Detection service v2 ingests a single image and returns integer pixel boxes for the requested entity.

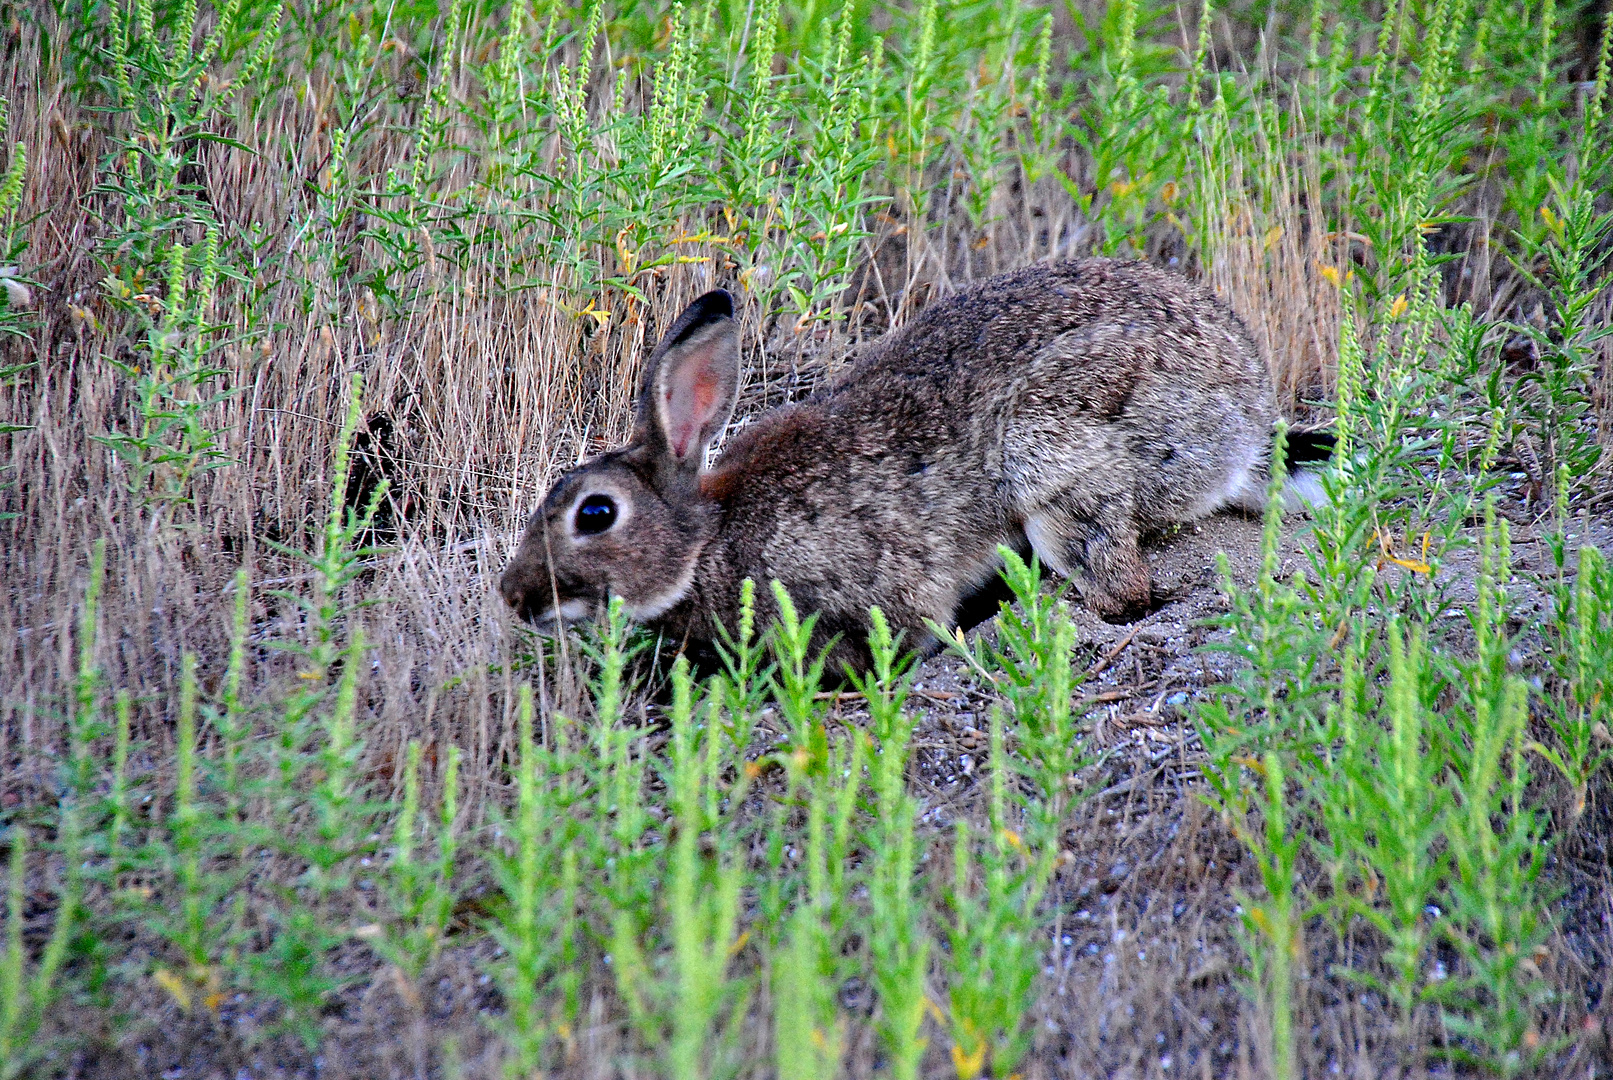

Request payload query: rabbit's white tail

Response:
[1224,428,1335,513]
[1282,467,1328,510]
[1280,429,1336,509]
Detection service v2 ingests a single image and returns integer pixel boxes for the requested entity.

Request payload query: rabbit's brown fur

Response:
[500,259,1280,672]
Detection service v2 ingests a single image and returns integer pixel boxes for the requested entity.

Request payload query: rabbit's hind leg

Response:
[1023,498,1152,620]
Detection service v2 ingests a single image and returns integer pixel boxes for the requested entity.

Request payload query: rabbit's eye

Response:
[574,494,618,535]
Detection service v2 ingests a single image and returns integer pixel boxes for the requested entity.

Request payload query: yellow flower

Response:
[615,228,637,275]
[579,298,611,328]
[669,231,733,246]
[153,968,191,1010]
[950,1039,987,1079]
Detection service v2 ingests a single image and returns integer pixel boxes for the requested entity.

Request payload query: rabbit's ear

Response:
[639,289,740,471]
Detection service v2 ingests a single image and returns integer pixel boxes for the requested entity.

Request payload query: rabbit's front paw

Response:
[1026,509,1153,622]
[1080,564,1155,625]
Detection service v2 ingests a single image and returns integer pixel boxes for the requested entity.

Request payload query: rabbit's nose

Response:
[498,566,528,611]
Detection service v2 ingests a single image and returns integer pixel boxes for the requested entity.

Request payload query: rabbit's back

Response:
[831,258,1274,516]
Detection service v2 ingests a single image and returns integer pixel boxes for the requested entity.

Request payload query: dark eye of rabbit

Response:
[574,494,618,535]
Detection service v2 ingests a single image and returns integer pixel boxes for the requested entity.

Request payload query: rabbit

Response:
[498,258,1327,673]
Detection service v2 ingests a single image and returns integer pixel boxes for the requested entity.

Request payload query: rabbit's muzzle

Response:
[497,560,550,624]
[497,568,543,623]
[498,548,597,627]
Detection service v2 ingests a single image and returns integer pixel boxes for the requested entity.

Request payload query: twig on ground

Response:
[1086,626,1141,678]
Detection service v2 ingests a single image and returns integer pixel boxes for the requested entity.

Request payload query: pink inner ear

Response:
[665,369,721,460]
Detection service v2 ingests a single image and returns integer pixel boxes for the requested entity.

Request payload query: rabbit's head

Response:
[499,290,741,627]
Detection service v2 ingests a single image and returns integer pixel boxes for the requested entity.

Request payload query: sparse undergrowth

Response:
[4,0,1613,1076]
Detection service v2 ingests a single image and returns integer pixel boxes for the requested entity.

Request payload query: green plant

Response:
[94,232,237,504]
[979,548,1089,850]
[942,707,1052,1079]
[1,544,103,1073]
[90,0,281,505]
[771,0,884,327]
[665,657,747,1080]
[1228,751,1302,1080]
[1195,455,1313,1078]
[1501,5,1613,487]
[487,683,561,1074]
[209,373,392,1049]
[1065,0,1189,256]
[371,740,462,995]
[1319,621,1448,1030]
[145,653,232,1013]
[768,580,832,766]
[1198,427,1335,762]
[849,607,930,1080]
[0,95,34,351]
[1511,182,1613,485]
[718,0,786,256]
[1435,502,1559,1074]
[772,904,844,1080]
[612,657,748,1079]
[710,578,774,764]
[0,828,76,1078]
[1537,540,1613,818]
